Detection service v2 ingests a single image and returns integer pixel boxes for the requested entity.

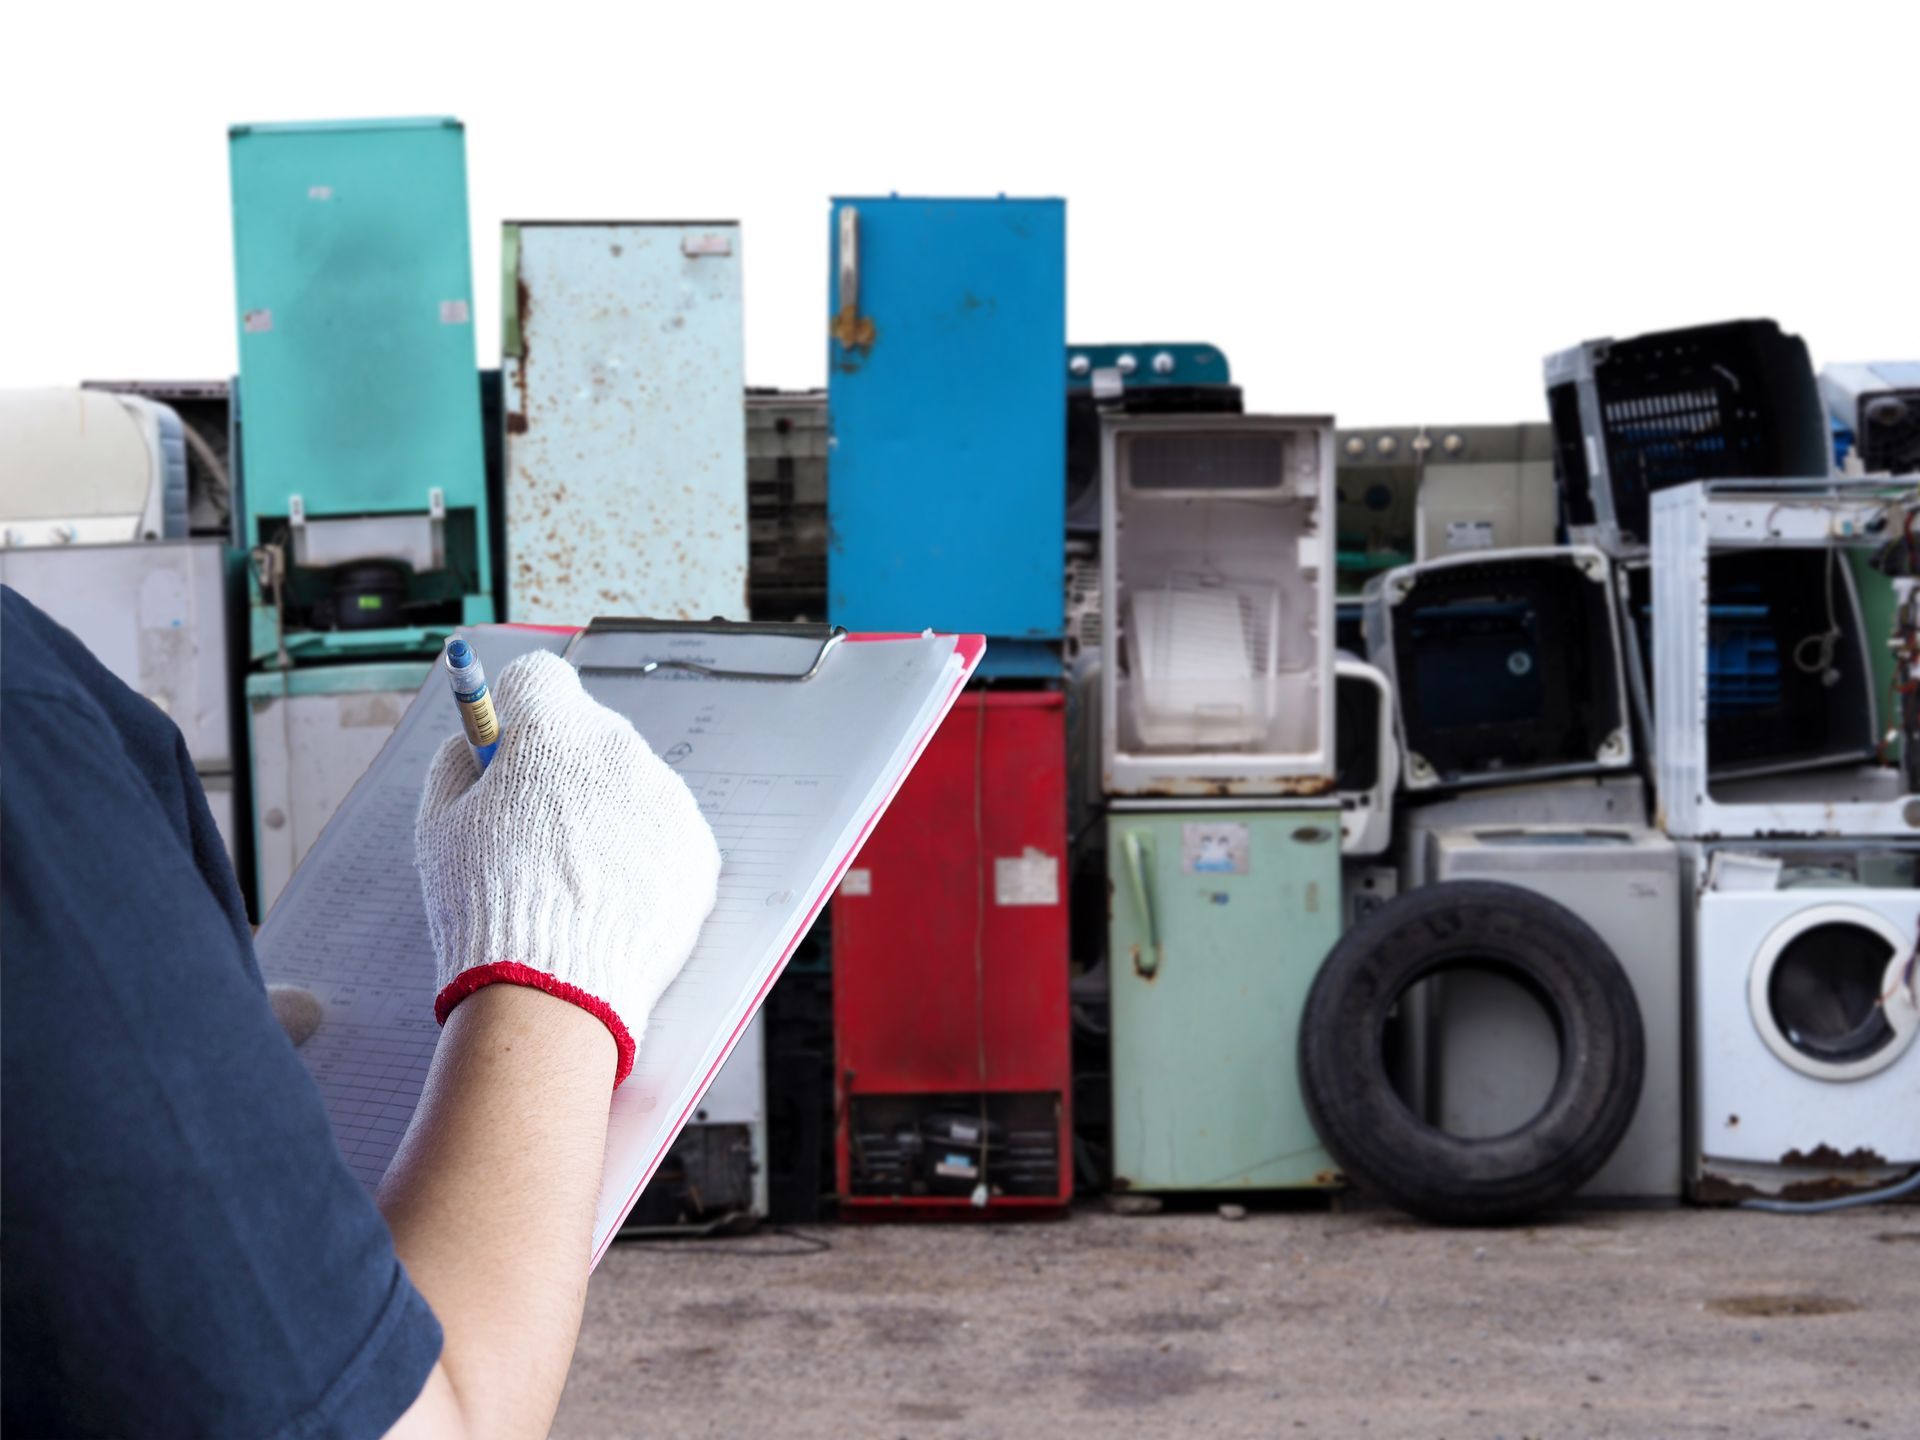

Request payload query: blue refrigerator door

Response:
[827,197,1065,673]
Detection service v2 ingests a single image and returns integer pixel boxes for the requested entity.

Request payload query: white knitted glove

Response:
[414,650,721,1087]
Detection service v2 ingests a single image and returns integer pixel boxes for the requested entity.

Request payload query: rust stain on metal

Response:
[1691,1175,1764,1204]
[831,304,877,354]
[506,271,534,435]
[1135,776,1337,800]
[1695,1168,1897,1205]
[1779,1144,1890,1169]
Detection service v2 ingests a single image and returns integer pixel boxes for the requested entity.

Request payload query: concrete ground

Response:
[554,1203,1919,1439]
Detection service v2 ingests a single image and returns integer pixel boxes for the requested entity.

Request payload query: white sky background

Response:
[4,2,1915,424]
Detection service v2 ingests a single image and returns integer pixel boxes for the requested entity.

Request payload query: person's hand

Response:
[414,650,721,1087]
[267,984,323,1047]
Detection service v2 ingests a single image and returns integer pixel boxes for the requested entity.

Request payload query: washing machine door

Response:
[1748,903,1920,1082]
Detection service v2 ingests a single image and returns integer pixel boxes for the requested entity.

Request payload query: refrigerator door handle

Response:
[830,206,876,352]
[837,205,859,316]
[1121,829,1162,978]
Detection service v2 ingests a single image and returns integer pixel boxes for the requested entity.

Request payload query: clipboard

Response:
[256,617,984,1266]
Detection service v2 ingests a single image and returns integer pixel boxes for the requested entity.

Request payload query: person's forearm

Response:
[377,985,614,1440]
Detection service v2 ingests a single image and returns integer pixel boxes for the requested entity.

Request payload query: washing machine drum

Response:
[1750,905,1920,1081]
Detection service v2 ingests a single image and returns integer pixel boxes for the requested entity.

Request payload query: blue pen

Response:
[444,638,501,771]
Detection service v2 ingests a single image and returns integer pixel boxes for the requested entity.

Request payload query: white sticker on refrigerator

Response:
[440,299,471,325]
[243,309,273,334]
[994,848,1060,906]
[1182,822,1250,875]
[1445,520,1496,552]
[839,867,872,897]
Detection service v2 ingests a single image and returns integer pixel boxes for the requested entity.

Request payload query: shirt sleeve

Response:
[1,694,443,1440]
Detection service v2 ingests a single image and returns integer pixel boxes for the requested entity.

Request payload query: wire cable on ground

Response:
[1741,1167,1920,1215]
[616,1224,834,1257]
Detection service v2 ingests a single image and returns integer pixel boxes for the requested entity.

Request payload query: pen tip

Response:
[445,637,472,667]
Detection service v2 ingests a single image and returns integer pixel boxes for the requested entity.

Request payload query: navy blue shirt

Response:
[2,587,442,1438]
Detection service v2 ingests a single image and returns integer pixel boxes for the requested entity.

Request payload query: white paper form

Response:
[255,624,977,1266]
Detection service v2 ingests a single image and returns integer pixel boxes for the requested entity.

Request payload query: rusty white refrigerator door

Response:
[502,222,748,626]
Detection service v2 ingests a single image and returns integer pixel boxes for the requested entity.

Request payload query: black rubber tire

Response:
[1299,880,1645,1225]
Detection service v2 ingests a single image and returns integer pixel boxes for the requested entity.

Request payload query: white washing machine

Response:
[1690,848,1920,1201]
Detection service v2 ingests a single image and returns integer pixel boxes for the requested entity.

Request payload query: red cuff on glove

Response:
[433,962,638,1087]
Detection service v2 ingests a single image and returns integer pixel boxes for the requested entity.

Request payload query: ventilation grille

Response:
[1065,552,1102,653]
[848,1094,1062,1200]
[1602,388,1735,489]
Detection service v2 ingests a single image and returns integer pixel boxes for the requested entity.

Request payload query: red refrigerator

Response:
[833,691,1072,1215]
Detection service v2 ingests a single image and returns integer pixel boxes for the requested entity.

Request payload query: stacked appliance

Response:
[828,197,1073,1214]
[501,220,748,626]
[1823,362,1920,478]
[1543,319,1831,554]
[745,390,829,622]
[1362,541,1680,1200]
[1531,319,1917,1206]
[497,219,763,1230]
[740,387,833,1219]
[0,389,245,878]
[1330,421,1558,947]
[1335,423,1556,597]
[1063,345,1245,848]
[1364,545,1635,794]
[1823,360,1920,756]
[1060,343,1245,1191]
[1651,481,1920,1202]
[1546,319,1863,777]
[1102,412,1343,1193]
[1418,825,1684,1199]
[0,541,241,869]
[1332,317,1854,1208]
[228,118,494,917]
[834,693,1072,1212]
[83,380,236,538]
[0,387,188,547]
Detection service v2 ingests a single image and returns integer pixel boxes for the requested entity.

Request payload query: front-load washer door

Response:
[1748,904,1919,1082]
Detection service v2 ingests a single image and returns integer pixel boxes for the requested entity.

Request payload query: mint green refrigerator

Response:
[1108,808,1344,1192]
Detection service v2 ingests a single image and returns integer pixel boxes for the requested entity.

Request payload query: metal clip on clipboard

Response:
[566,617,850,683]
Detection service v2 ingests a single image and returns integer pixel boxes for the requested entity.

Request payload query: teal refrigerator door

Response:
[1108,810,1343,1191]
[229,118,489,537]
